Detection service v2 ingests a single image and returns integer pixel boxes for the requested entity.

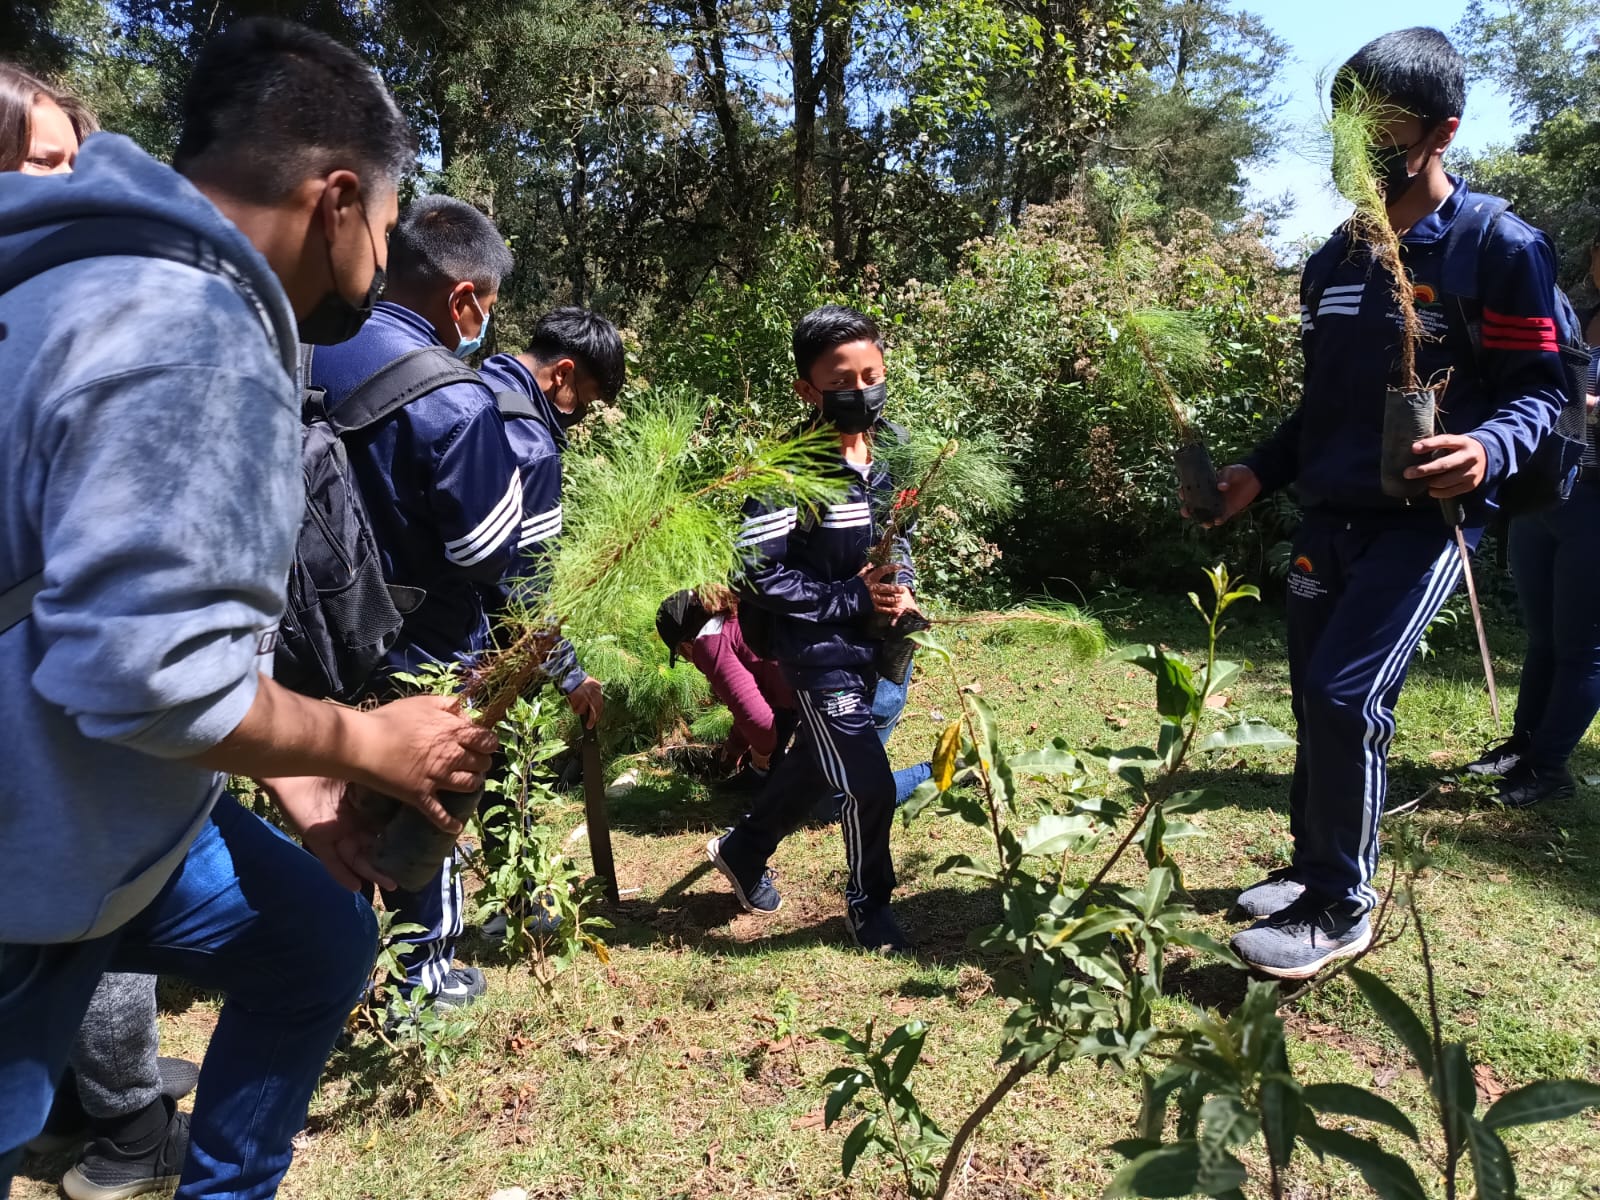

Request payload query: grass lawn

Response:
[17,578,1600,1199]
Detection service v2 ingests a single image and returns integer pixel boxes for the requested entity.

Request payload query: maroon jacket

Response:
[687,612,795,759]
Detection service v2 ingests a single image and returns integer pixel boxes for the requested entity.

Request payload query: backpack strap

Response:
[0,572,43,637]
[494,388,540,421]
[1440,194,1512,302]
[325,346,483,436]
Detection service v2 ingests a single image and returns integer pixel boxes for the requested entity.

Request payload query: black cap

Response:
[656,590,713,667]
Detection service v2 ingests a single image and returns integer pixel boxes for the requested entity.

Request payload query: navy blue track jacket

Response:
[478,352,585,693]
[1245,178,1567,523]
[310,302,522,674]
[736,420,915,690]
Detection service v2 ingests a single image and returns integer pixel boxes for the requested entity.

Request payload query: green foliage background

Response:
[10,1,1594,598]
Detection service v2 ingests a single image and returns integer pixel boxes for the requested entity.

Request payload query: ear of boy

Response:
[1382,115,1459,230]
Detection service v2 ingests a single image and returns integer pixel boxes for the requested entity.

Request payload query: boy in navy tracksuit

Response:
[309,196,520,1006]
[1202,29,1568,979]
[1462,240,1600,806]
[479,308,627,729]
[707,305,919,954]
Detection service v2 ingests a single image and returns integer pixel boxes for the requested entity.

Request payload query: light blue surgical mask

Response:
[452,294,490,360]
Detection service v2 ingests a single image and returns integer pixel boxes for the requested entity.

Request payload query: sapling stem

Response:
[1411,888,1460,1198]
[932,1058,1032,1200]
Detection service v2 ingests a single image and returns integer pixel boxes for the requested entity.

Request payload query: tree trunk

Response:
[790,0,823,225]
[822,0,852,265]
[568,130,590,306]
[691,0,749,208]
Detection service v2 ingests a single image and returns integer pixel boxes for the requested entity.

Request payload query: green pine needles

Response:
[940,601,1108,660]
[1325,76,1427,390]
[467,396,844,726]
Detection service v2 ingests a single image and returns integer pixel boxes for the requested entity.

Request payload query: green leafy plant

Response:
[354,910,476,1084]
[820,565,1292,1198]
[1120,833,1600,1199]
[466,398,844,732]
[462,692,612,981]
[820,1019,951,1197]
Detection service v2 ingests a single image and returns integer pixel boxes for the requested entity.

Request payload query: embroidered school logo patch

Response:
[1413,283,1437,305]
[822,690,863,718]
[1287,556,1328,601]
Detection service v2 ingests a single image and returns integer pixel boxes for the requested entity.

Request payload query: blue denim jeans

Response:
[872,671,910,743]
[1509,482,1600,770]
[872,670,931,803]
[0,794,378,1200]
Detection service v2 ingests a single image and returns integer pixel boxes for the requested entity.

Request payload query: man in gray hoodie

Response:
[0,20,498,1200]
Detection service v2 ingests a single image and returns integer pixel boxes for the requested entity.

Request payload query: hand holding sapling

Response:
[352,694,498,829]
[267,775,396,891]
[1404,433,1489,497]
[869,579,919,619]
[1187,464,1261,528]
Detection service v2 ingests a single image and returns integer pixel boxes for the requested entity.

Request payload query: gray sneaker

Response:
[1231,896,1372,980]
[1233,868,1306,919]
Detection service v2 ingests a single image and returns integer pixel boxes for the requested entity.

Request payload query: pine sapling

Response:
[371,399,843,888]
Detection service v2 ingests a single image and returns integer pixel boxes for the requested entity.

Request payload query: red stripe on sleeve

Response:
[1482,333,1560,353]
[1483,308,1557,331]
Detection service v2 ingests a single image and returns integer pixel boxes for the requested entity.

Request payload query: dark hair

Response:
[792,304,884,383]
[1334,28,1467,125]
[526,307,626,403]
[173,18,414,204]
[387,195,513,295]
[55,92,97,142]
[0,62,90,172]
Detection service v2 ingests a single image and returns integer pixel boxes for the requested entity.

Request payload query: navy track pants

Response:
[731,681,897,914]
[1508,482,1600,769]
[379,852,464,997]
[1285,512,1467,914]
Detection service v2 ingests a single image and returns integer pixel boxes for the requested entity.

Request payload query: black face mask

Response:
[297,199,384,347]
[1371,142,1421,206]
[554,402,585,431]
[298,265,383,346]
[819,381,887,434]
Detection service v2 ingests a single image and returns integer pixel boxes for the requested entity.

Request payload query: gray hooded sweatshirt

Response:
[0,135,302,944]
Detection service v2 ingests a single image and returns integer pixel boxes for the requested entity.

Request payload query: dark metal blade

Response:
[581,724,620,903]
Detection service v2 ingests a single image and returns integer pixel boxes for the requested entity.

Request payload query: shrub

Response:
[638,208,1301,597]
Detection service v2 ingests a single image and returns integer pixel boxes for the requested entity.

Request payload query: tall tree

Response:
[1455,0,1600,280]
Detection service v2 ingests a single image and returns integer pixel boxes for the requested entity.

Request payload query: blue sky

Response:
[1237,0,1523,249]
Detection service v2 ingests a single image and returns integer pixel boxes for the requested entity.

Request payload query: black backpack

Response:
[1,215,295,638]
[273,345,482,701]
[1436,197,1593,514]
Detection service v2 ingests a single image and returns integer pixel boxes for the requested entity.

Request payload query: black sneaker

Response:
[1495,763,1576,809]
[1464,735,1527,778]
[1230,894,1371,981]
[433,966,487,1009]
[847,905,913,956]
[705,832,782,914]
[27,1057,200,1155]
[62,1105,189,1200]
